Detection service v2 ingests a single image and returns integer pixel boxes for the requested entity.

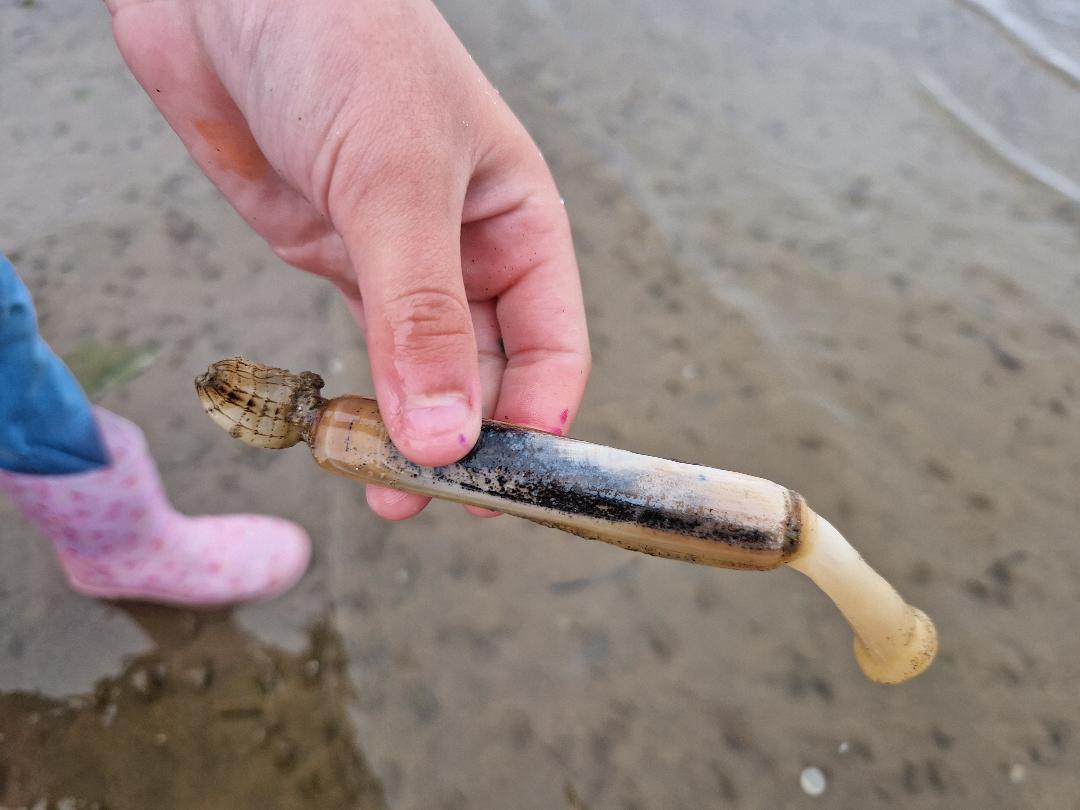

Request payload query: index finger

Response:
[463,189,590,435]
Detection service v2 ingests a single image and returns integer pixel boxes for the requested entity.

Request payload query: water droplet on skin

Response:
[800,766,827,797]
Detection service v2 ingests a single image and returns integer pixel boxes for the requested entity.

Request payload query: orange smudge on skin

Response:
[194,119,270,181]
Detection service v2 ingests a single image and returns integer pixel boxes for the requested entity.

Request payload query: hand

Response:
[106,0,590,519]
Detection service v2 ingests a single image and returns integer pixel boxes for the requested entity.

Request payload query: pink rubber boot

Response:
[0,407,310,606]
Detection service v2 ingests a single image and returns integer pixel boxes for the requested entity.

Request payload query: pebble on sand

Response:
[800,766,827,797]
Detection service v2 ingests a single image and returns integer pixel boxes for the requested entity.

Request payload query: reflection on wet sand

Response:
[0,606,385,810]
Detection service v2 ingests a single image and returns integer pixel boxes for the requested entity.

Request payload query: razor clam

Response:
[196,357,937,684]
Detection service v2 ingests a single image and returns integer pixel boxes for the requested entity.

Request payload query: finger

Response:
[470,299,506,415]
[337,285,367,335]
[366,484,429,521]
[461,299,504,518]
[337,161,482,468]
[462,189,590,435]
[466,506,503,518]
[361,300,501,521]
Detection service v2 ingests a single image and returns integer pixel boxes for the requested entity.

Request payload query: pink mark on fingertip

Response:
[458,433,468,446]
[559,408,569,425]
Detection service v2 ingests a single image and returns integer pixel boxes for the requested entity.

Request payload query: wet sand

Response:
[0,608,385,809]
[2,1,1080,808]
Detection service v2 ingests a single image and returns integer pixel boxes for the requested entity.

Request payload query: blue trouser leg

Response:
[0,253,109,474]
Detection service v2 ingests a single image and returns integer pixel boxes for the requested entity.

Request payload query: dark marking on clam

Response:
[377,422,793,556]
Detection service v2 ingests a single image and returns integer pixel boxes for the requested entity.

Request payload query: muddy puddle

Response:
[0,607,384,810]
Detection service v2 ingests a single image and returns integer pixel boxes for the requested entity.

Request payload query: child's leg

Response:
[0,254,108,474]
[0,408,310,605]
[0,254,310,605]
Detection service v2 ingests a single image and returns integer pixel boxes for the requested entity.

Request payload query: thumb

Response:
[340,169,481,468]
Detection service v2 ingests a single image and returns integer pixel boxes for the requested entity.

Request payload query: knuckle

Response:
[383,286,472,353]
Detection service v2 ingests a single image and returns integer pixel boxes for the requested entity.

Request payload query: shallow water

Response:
[2,1,1080,807]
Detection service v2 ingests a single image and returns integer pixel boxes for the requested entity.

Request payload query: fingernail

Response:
[403,393,471,438]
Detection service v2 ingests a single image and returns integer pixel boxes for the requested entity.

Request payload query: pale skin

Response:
[104,0,591,520]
